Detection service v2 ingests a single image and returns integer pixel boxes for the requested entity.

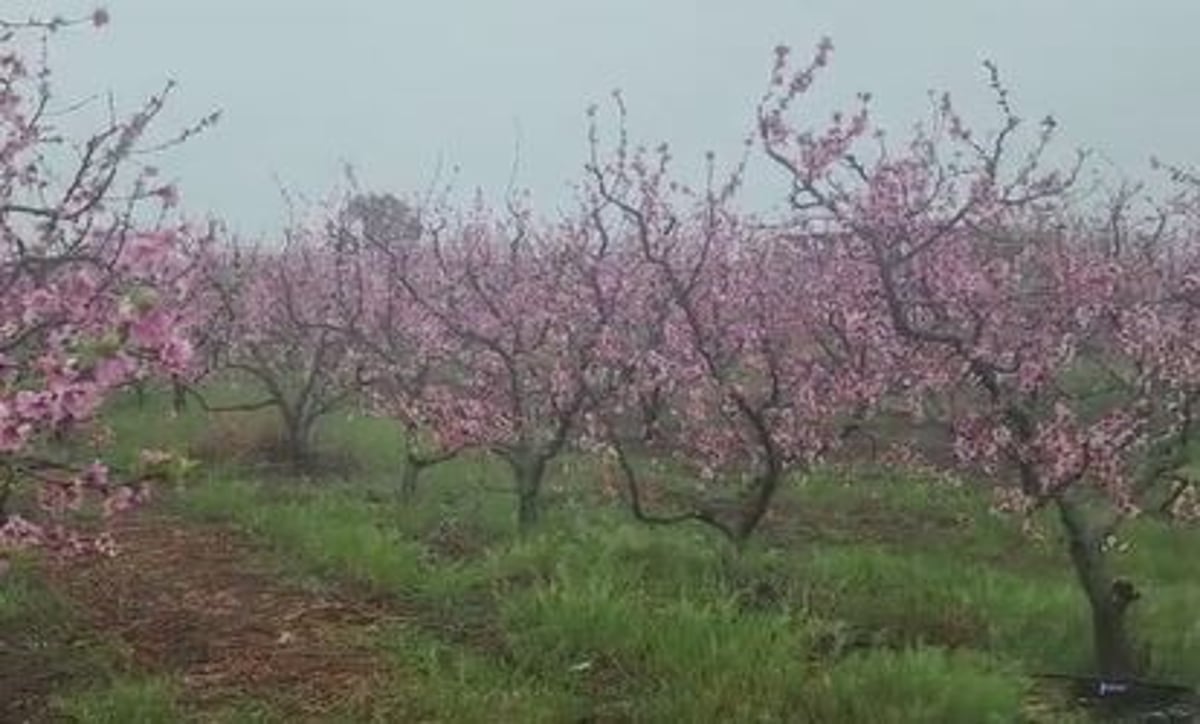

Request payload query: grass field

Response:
[2,388,1198,722]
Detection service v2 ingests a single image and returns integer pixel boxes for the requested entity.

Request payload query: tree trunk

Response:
[733,470,783,545]
[511,454,547,534]
[0,476,10,521]
[280,412,314,471]
[1055,497,1140,680]
[400,454,426,500]
[171,377,187,414]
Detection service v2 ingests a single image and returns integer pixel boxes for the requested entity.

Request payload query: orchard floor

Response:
[3,391,1200,722]
[4,511,414,722]
[45,514,398,719]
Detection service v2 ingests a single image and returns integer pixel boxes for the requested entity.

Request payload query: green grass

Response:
[0,558,190,723]
[367,624,576,722]
[52,677,181,724]
[1,557,289,723]
[175,475,1094,721]
[10,386,1198,721]
[169,470,1200,720]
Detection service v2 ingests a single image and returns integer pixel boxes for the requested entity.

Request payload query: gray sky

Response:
[21,1,1200,235]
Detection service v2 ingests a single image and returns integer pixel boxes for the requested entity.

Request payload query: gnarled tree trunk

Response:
[1056,496,1140,680]
[400,458,423,500]
[279,407,317,471]
[510,453,547,534]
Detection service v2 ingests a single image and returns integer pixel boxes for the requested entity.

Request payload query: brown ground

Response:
[38,514,403,721]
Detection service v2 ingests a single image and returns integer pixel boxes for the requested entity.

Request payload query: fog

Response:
[18,1,1200,235]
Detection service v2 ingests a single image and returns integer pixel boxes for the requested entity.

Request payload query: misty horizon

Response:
[15,0,1200,237]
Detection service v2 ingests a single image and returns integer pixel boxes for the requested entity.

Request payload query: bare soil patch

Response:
[41,514,402,720]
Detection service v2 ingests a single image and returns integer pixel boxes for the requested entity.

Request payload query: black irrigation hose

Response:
[1033,672,1197,719]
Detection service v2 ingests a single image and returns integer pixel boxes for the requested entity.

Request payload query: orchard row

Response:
[3,17,1198,680]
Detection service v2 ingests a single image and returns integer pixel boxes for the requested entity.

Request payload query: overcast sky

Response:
[17,1,1200,236]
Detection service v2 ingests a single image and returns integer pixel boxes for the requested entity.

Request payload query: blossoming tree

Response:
[757,39,1190,678]
[340,193,627,531]
[1,9,210,558]
[193,226,362,470]
[582,95,902,544]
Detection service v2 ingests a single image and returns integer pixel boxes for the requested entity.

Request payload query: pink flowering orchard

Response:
[334,191,628,530]
[324,192,466,497]
[756,39,1199,678]
[193,227,361,469]
[581,97,904,544]
[1,12,209,557]
[313,43,1199,678]
[5,5,1196,690]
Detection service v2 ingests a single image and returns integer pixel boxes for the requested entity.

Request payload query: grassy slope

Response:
[9,387,1199,721]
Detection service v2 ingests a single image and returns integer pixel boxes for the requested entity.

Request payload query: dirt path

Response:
[40,513,403,721]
